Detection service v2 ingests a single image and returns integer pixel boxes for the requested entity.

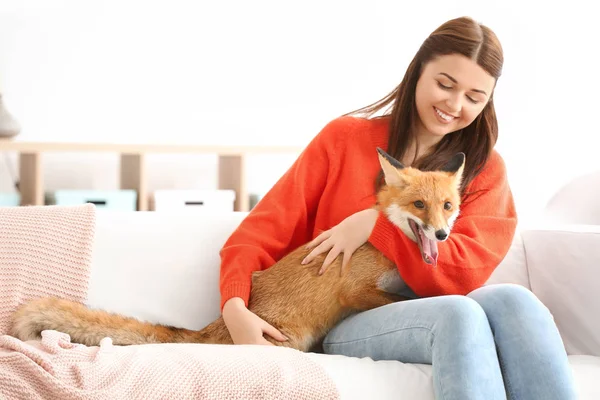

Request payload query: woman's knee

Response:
[431,295,490,334]
[467,283,553,327]
[468,284,546,313]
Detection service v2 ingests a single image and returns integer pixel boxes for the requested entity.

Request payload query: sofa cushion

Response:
[521,225,600,357]
[485,228,530,289]
[87,210,248,330]
[569,355,600,399]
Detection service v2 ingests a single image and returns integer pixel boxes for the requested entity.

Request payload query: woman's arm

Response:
[218,117,349,310]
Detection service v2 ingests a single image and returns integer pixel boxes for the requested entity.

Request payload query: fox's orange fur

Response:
[10,148,465,352]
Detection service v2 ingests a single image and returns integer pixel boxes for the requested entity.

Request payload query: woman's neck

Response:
[402,125,442,166]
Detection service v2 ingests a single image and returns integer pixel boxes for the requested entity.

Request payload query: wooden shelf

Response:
[0,140,303,212]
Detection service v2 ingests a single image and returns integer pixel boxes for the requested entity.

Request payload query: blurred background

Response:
[0,0,597,224]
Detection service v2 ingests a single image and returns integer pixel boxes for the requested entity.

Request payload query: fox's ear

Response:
[377,147,405,170]
[376,147,406,186]
[441,152,466,187]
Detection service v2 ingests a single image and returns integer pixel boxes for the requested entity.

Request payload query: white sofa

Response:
[84,209,600,399]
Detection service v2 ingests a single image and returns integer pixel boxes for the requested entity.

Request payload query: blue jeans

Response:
[322,283,577,400]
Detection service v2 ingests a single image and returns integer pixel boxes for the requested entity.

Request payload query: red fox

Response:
[10,148,465,352]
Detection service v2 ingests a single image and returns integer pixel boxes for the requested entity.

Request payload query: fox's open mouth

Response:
[408,219,439,266]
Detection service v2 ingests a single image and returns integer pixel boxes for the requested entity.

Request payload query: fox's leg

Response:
[341,289,408,312]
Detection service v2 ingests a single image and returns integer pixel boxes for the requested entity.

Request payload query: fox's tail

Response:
[10,297,215,346]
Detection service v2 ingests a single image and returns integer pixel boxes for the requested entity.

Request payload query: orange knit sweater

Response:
[219,116,518,310]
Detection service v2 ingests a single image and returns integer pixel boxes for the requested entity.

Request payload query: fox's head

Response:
[375,147,465,267]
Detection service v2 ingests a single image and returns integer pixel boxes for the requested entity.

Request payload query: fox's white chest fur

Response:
[376,268,407,294]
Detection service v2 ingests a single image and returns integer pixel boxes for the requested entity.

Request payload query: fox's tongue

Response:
[417,227,439,266]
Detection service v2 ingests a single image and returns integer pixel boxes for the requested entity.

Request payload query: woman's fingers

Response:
[318,246,342,275]
[340,250,353,276]
[305,230,331,250]
[302,237,333,265]
[262,320,288,342]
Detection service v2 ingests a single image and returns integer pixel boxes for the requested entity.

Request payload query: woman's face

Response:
[414,53,496,140]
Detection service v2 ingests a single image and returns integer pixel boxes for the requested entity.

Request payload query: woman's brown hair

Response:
[346,16,503,196]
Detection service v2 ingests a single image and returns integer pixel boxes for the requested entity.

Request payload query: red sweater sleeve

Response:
[218,119,342,310]
[368,151,518,296]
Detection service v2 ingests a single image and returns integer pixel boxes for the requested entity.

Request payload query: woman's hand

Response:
[302,208,379,275]
[222,297,288,345]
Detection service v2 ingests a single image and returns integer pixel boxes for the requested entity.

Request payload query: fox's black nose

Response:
[435,230,448,241]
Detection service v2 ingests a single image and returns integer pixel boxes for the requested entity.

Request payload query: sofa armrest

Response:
[520,224,600,356]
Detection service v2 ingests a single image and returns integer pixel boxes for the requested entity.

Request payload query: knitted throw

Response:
[0,204,96,335]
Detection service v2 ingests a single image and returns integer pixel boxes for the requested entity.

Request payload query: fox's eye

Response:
[444,202,452,210]
[414,201,425,209]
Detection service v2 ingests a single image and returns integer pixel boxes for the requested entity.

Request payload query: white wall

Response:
[0,0,598,223]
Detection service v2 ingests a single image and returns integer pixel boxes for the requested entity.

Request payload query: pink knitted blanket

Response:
[0,204,96,335]
[0,204,340,400]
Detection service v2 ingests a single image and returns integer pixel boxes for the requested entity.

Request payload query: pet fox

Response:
[10,148,465,352]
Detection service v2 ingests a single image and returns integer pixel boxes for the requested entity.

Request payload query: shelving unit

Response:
[0,140,303,211]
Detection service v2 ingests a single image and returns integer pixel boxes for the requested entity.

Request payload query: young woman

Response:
[218,16,577,400]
